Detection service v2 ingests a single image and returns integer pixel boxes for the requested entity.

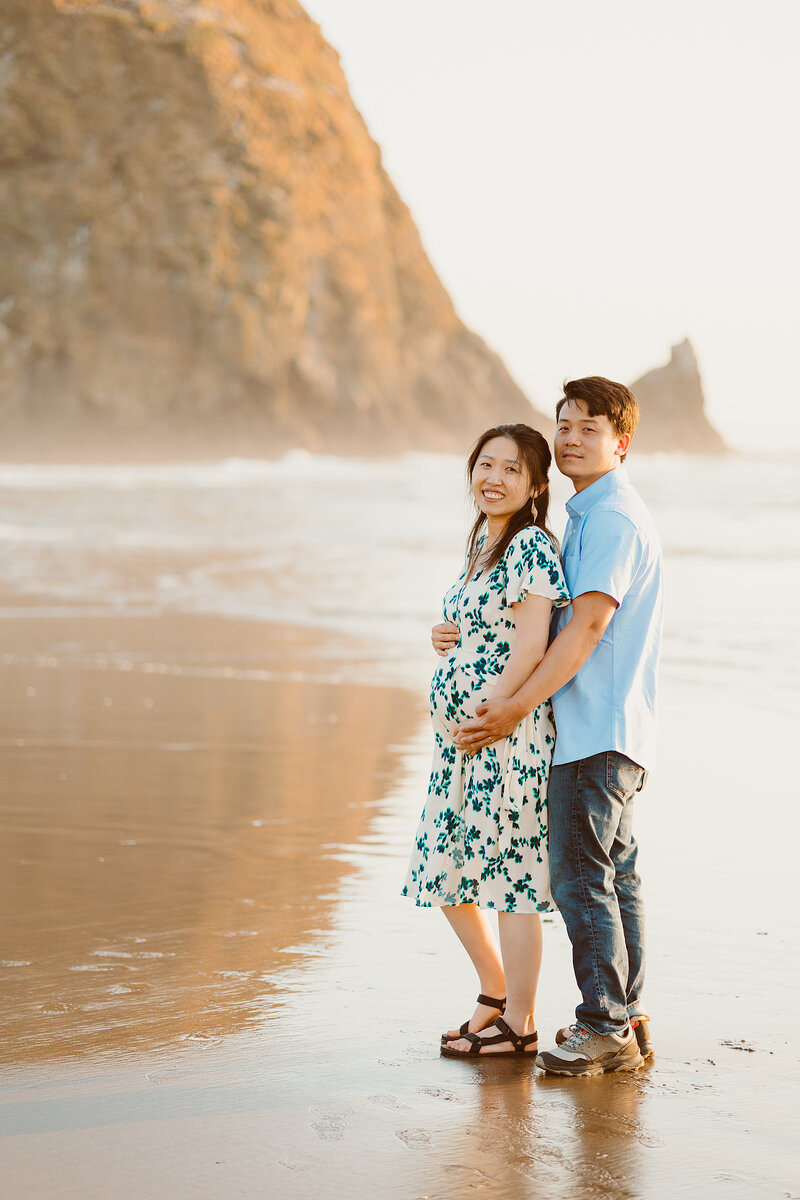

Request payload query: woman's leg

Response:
[498,912,542,1037]
[446,912,542,1053]
[441,904,506,1039]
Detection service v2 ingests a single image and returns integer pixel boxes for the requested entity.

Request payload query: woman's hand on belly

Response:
[432,620,460,657]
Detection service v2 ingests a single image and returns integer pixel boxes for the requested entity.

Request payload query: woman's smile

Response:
[471,435,535,524]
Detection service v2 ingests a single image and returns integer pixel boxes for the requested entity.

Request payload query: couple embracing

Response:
[402,376,663,1076]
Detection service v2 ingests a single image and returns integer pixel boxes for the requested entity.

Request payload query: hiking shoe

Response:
[554,1022,581,1046]
[631,1015,654,1058]
[536,1024,644,1076]
[555,1015,654,1060]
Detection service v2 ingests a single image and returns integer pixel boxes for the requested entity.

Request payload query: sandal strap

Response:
[476,994,506,1009]
[444,999,507,1042]
[494,1016,538,1052]
[459,1030,492,1055]
[462,1028,508,1052]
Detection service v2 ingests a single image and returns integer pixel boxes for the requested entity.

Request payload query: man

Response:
[453,377,663,1076]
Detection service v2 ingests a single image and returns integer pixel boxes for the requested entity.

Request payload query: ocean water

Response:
[0,451,797,715]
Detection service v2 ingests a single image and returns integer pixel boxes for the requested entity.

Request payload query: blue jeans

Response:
[548,751,647,1036]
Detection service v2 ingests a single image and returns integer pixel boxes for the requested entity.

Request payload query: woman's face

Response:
[471,436,535,523]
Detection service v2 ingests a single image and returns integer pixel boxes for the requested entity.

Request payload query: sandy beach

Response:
[3,0,798,1189]
[0,601,797,1200]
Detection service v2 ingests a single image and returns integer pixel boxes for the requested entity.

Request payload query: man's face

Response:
[554,398,630,492]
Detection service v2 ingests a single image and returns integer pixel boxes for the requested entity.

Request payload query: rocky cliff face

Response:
[631,340,726,454]
[0,0,544,456]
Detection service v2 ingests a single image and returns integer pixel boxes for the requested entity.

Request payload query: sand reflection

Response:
[0,615,423,1067]
[396,1061,653,1198]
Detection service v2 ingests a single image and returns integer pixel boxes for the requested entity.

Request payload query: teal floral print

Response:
[402,526,570,913]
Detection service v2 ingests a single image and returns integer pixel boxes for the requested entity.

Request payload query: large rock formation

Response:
[0,0,545,457]
[630,339,726,454]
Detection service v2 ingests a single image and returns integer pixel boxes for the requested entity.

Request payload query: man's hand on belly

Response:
[454,697,523,753]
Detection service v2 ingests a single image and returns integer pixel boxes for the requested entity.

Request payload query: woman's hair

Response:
[465,423,556,574]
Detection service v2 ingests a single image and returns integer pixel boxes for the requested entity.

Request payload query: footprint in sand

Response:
[396,1128,432,1148]
[417,1086,460,1102]
[367,1094,407,1110]
[310,1105,352,1141]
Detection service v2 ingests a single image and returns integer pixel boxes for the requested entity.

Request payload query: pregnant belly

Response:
[430,656,503,741]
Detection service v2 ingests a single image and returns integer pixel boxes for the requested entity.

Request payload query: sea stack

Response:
[631,340,727,454]
[0,0,545,457]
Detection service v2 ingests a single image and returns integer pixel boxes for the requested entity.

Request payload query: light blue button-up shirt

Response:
[551,467,664,770]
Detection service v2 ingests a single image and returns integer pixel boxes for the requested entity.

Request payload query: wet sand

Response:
[0,612,797,1199]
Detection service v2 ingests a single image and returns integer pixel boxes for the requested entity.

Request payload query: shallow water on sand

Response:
[0,612,797,1199]
[0,455,799,1198]
[0,617,422,1069]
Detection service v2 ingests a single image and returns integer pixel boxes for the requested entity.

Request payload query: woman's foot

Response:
[442,994,505,1042]
[442,1016,538,1058]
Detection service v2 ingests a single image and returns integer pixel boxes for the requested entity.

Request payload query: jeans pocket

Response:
[605,751,645,800]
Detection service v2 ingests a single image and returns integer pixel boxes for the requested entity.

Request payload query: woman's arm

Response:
[486,593,553,703]
[455,591,617,750]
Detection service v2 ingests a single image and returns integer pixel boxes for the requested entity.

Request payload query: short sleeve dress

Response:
[402,526,570,913]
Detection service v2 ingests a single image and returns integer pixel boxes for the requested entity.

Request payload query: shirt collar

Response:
[565,466,629,519]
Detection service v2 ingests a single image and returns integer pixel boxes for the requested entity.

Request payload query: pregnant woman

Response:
[402,423,569,1059]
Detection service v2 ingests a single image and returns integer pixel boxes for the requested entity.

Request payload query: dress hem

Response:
[401,891,556,915]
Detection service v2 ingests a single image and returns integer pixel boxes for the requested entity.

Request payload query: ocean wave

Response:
[0,450,465,491]
[0,451,797,711]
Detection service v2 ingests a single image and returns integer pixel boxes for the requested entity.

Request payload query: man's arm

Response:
[453,592,617,751]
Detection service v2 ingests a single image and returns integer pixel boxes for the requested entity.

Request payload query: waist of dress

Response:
[431,655,505,687]
[437,642,512,665]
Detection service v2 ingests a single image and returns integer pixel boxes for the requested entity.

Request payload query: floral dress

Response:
[402,526,570,913]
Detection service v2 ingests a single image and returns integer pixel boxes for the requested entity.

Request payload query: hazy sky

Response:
[303,0,799,451]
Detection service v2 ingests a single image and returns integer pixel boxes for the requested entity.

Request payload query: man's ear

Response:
[616,433,631,459]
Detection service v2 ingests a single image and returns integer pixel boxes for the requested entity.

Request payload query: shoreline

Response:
[0,443,739,468]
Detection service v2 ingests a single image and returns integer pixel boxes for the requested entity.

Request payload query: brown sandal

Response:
[440,1016,538,1059]
[440,994,506,1045]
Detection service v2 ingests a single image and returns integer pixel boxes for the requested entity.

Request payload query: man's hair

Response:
[555,377,639,462]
